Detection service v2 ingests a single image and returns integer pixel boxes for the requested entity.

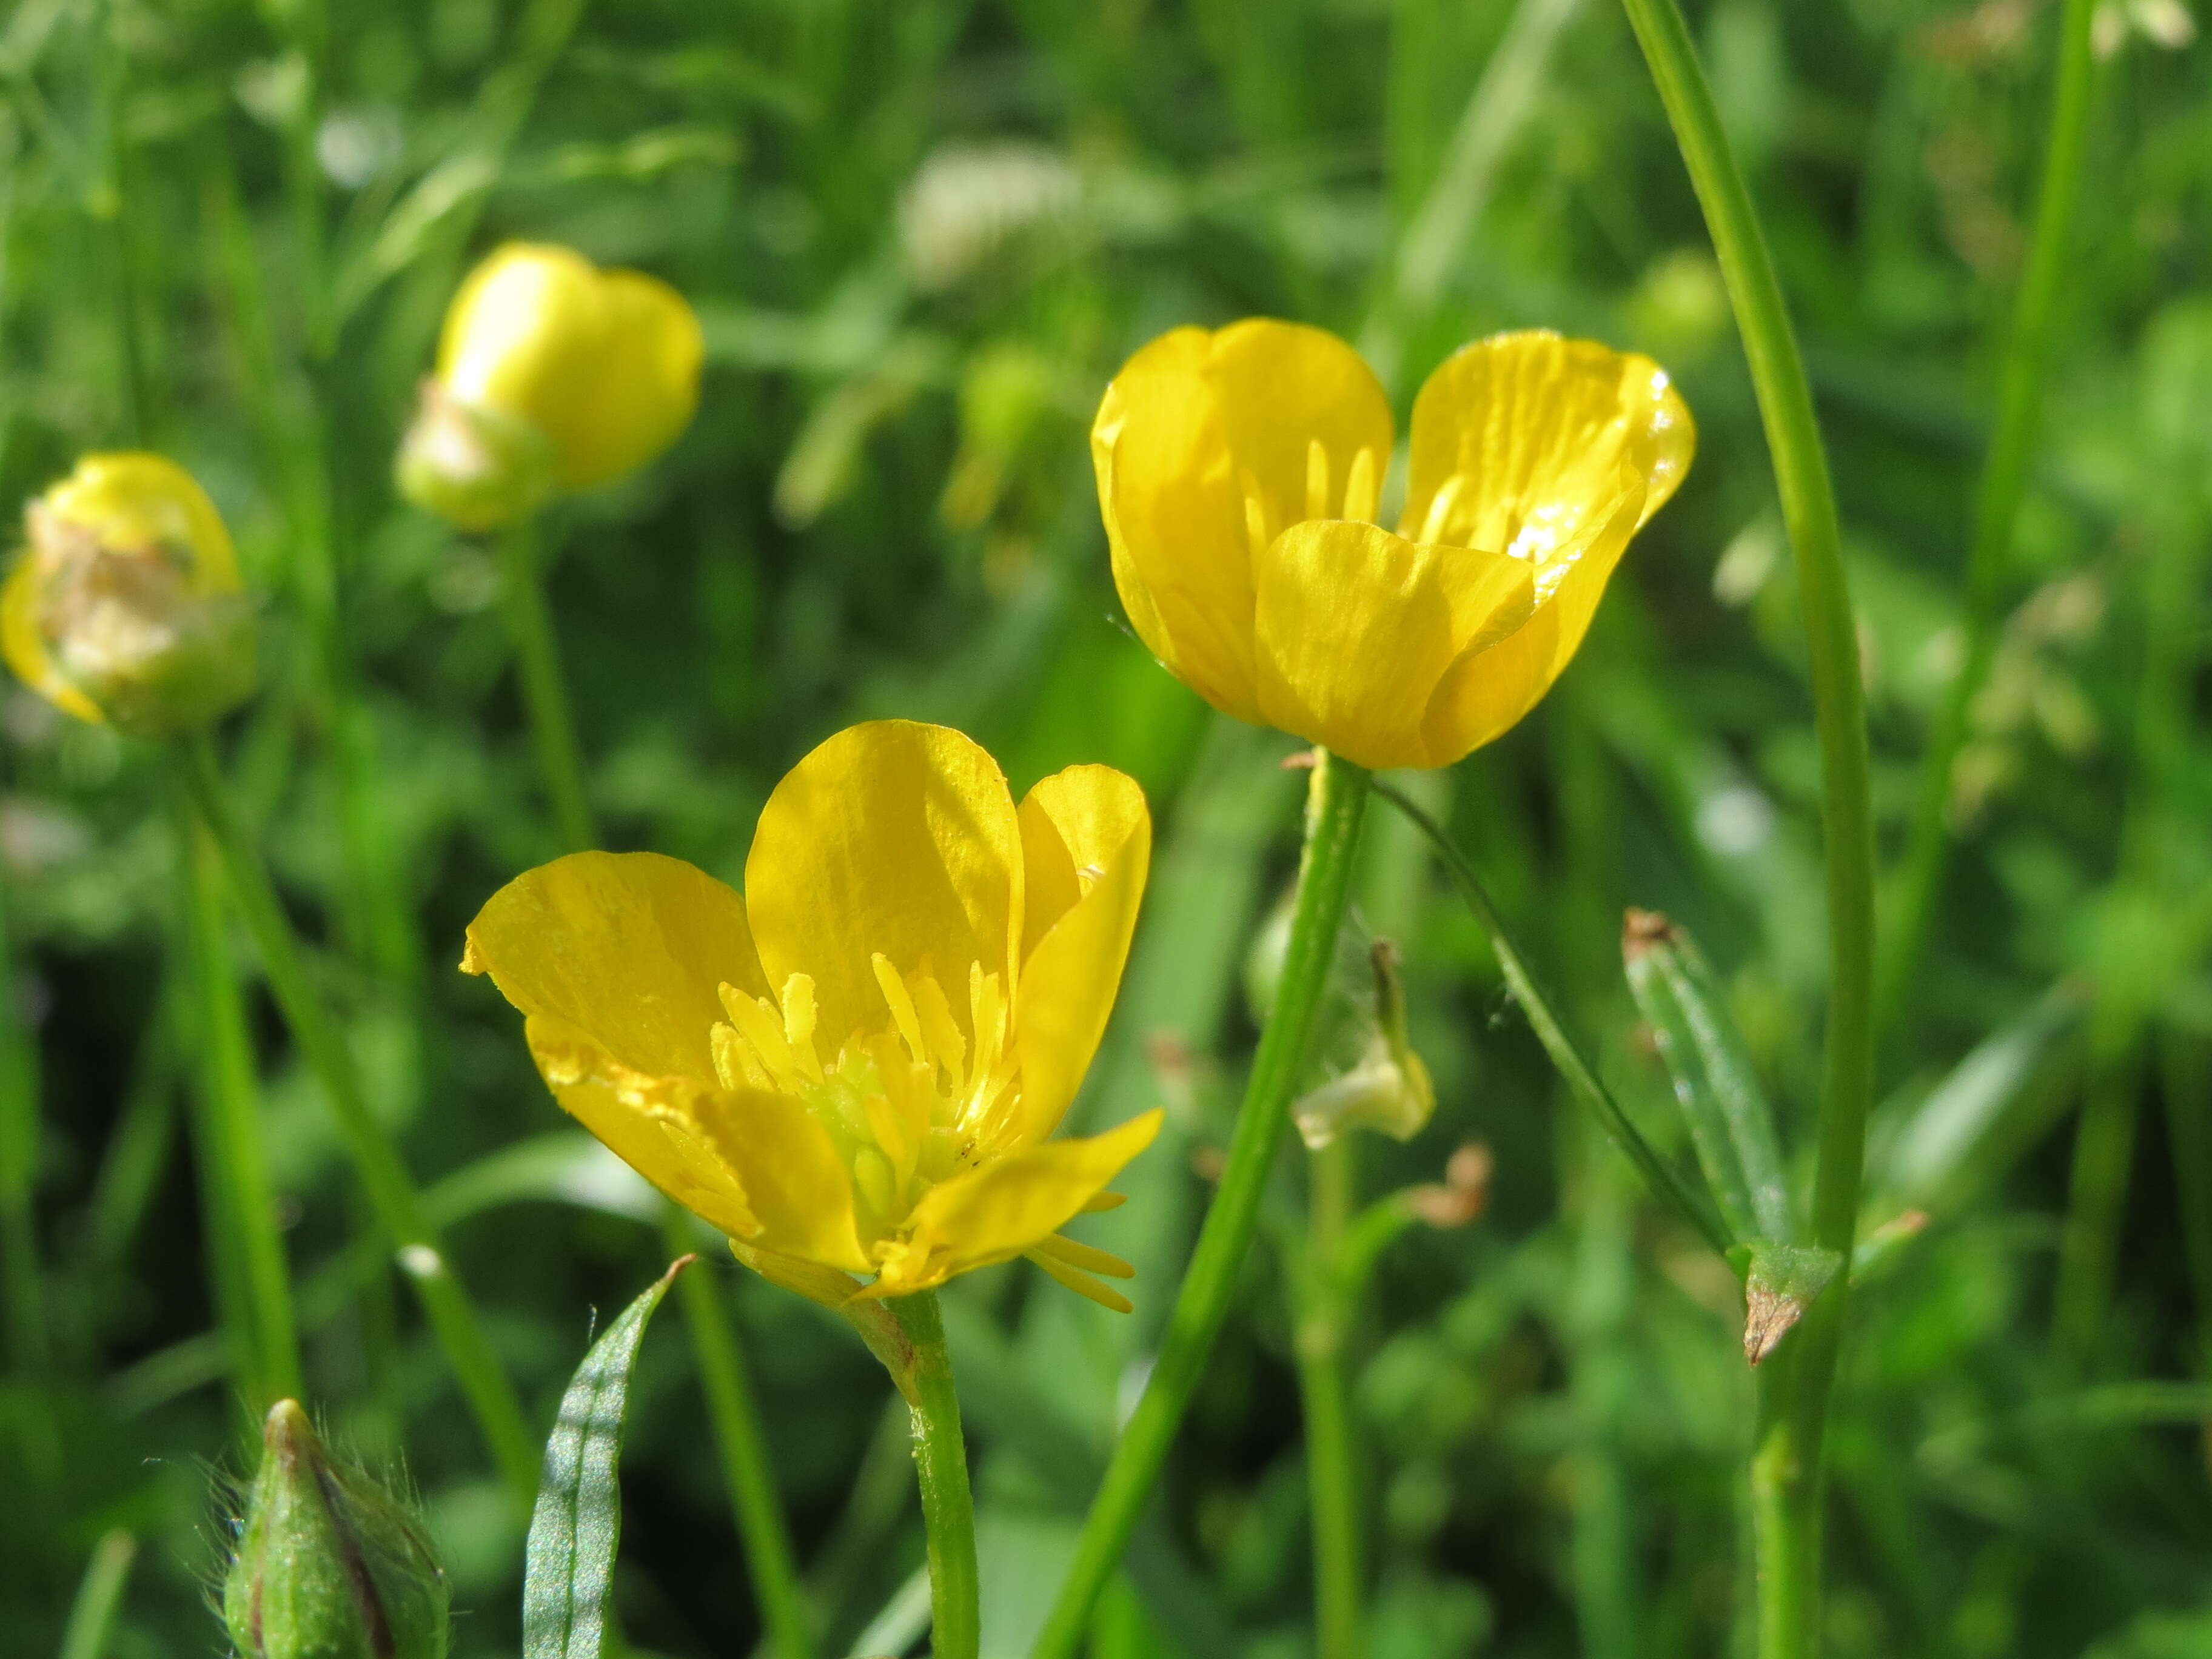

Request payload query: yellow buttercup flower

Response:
[1091,323,1694,770]
[398,242,703,530]
[1,452,256,735]
[463,720,1162,1310]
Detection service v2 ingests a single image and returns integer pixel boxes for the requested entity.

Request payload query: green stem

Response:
[1880,0,2098,1044]
[0,870,49,1378]
[888,1292,978,1659]
[1370,779,1731,1255]
[497,517,598,853]
[1031,751,1373,1659]
[172,732,539,1508]
[664,1211,818,1659]
[2053,1053,2141,1367]
[1614,5,1879,1656]
[58,1529,138,1659]
[1748,1352,1812,1659]
[175,783,304,1417]
[1298,1141,1360,1659]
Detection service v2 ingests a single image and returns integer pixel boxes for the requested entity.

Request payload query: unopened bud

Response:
[224,1399,449,1659]
[2,454,256,734]
[400,243,701,529]
[1290,940,1437,1150]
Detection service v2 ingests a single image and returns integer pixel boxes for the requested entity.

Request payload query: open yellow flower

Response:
[463,720,1161,1309]
[398,242,703,530]
[1092,323,1694,769]
[2,452,256,734]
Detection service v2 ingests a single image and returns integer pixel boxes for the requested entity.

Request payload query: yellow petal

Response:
[873,1108,1164,1296]
[687,1085,873,1273]
[1011,766,1151,1144]
[1419,477,1646,763]
[745,720,1024,1050]
[1092,320,1393,721]
[438,243,702,491]
[1401,330,1694,555]
[729,1238,865,1310]
[521,1017,760,1239]
[1250,520,1537,771]
[38,452,243,591]
[462,850,771,1083]
[1,558,103,724]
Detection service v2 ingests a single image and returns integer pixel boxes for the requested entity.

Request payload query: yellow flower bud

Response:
[1,453,256,735]
[398,243,703,529]
[1092,323,1695,771]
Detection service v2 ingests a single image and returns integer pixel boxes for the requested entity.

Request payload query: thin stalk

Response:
[496,517,597,853]
[1617,4,1880,1656]
[2053,1055,2140,1366]
[1748,1353,1811,1659]
[1031,751,1373,1659]
[1370,779,1732,1255]
[58,1529,138,1659]
[172,732,538,1508]
[1298,1140,1361,1659]
[0,870,49,1377]
[176,786,304,1416]
[1881,0,2098,1043]
[888,1292,978,1659]
[663,1211,817,1659]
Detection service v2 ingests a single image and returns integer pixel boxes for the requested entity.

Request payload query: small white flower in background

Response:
[316,106,404,190]
[899,141,1079,292]
[2095,0,2195,54]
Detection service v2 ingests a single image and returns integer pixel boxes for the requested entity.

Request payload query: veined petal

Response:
[746,720,1024,1049]
[1401,331,1694,555]
[1011,766,1151,1144]
[1093,321,1393,721]
[521,1016,760,1241]
[462,851,769,1082]
[1252,520,1536,771]
[873,1108,1164,1296]
[688,1085,873,1273]
[2,558,103,724]
[1420,478,1644,763]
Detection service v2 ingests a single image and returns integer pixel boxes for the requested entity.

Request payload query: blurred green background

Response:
[4,0,2210,1654]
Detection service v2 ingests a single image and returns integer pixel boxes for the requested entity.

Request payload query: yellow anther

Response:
[720,983,806,1094]
[779,973,823,1082]
[1240,467,1273,562]
[1343,446,1379,525]
[864,1092,914,1185]
[910,972,967,1094]
[873,953,928,1065]
[1305,438,1331,523]
[1418,472,1466,546]
[711,1021,774,1092]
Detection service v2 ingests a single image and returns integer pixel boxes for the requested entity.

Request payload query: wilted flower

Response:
[1092,323,1694,769]
[463,720,1162,1310]
[398,242,702,530]
[224,1399,449,1659]
[1,453,256,735]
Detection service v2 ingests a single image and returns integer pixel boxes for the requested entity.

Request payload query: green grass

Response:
[3,1,2209,1655]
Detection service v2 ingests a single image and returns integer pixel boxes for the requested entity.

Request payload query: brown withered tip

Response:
[1281,748,1319,769]
[1406,1141,1493,1228]
[1743,1281,1804,1366]
[1621,907,1679,961]
[1370,937,1401,973]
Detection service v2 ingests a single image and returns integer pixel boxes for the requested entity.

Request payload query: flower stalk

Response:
[1032,748,1372,1659]
[495,516,596,853]
[888,1291,979,1659]
[1298,1136,1362,1659]
[1615,3,1880,1656]
[173,733,538,1508]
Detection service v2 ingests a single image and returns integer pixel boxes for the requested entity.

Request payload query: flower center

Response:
[1238,439,1381,563]
[709,957,1021,1253]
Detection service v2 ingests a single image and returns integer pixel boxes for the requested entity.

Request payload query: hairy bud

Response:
[224,1399,450,1659]
[2,454,256,734]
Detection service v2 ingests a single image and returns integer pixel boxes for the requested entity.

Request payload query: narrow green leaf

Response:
[525,1256,692,1659]
[1623,909,1794,1246]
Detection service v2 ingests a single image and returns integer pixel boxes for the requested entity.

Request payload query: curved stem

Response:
[173,732,539,1509]
[1299,1140,1361,1659]
[1371,779,1732,1255]
[664,1212,818,1659]
[1881,0,2099,1044]
[496,517,597,854]
[1031,751,1373,1659]
[888,1292,979,1659]
[175,783,303,1419]
[1615,4,1880,1655]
